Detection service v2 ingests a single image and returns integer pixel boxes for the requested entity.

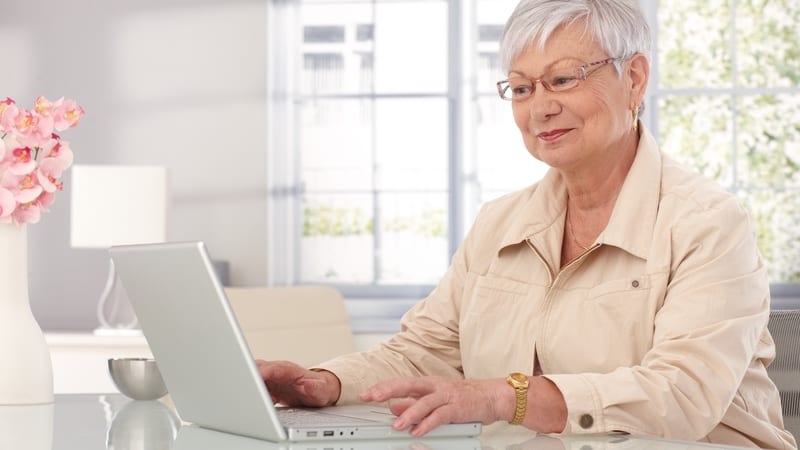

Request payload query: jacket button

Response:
[631,280,640,288]
[579,414,594,429]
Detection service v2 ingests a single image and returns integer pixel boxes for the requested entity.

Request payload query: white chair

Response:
[766,309,800,441]
[224,286,356,367]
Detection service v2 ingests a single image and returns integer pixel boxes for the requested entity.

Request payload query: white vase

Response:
[0,223,54,405]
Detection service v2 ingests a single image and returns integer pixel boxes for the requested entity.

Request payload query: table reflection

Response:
[48,395,753,450]
[0,402,54,450]
[105,398,180,450]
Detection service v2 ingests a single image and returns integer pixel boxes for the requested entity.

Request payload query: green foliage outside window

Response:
[303,204,371,236]
[303,203,446,238]
[658,0,800,282]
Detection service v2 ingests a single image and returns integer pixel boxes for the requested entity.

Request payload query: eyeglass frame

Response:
[496,57,625,101]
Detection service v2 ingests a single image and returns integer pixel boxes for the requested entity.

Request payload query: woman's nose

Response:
[528,90,561,122]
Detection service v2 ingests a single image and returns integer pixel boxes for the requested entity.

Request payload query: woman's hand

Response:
[256,360,341,407]
[359,376,514,437]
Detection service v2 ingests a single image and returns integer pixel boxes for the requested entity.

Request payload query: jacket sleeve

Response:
[545,195,772,440]
[315,225,478,404]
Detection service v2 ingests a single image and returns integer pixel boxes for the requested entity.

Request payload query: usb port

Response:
[306,431,317,437]
[323,430,335,437]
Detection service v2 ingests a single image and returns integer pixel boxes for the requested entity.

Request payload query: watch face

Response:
[510,372,528,384]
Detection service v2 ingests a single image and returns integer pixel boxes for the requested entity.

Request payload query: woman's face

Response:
[509,22,639,172]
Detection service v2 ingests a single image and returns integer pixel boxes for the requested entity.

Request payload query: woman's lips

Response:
[537,129,571,142]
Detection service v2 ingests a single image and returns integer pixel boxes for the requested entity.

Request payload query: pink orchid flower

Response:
[34,96,55,116]
[13,109,55,149]
[1,172,44,204]
[11,200,41,224]
[0,187,16,221]
[39,135,74,167]
[36,190,55,210]
[12,189,54,225]
[0,97,17,132]
[0,95,83,225]
[53,99,85,131]
[6,146,37,176]
[36,158,67,193]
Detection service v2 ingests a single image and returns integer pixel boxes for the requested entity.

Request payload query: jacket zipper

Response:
[524,239,600,373]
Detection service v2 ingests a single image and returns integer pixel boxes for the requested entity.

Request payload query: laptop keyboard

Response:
[278,408,378,427]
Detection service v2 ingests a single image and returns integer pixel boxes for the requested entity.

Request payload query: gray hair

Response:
[499,0,652,75]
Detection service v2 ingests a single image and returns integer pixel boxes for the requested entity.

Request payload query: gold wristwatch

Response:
[506,372,529,425]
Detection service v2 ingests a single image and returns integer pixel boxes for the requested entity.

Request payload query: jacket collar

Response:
[497,126,662,262]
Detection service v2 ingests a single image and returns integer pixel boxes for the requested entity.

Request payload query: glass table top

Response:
[0,394,751,450]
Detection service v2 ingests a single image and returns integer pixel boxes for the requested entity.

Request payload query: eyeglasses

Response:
[496,57,623,102]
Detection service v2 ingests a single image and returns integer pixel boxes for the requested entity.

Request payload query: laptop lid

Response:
[110,241,287,441]
[110,241,480,442]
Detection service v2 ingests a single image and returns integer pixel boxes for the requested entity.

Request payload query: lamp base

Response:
[92,328,143,337]
[97,259,140,334]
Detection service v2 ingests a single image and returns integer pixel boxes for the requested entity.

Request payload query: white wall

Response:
[0,0,268,330]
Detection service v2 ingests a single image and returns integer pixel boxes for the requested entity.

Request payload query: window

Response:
[267,1,800,327]
[645,0,800,286]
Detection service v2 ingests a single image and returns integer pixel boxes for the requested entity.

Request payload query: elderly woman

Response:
[258,1,796,448]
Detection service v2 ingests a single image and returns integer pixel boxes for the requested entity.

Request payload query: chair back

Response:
[224,286,356,367]
[767,309,800,441]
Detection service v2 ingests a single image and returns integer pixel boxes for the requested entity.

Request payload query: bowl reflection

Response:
[106,400,180,450]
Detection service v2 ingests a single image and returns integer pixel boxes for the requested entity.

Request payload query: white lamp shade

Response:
[70,165,168,248]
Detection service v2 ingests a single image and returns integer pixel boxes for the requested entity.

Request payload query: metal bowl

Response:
[108,358,168,401]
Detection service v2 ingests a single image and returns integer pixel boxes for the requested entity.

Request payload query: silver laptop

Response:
[109,241,481,442]
[175,423,482,450]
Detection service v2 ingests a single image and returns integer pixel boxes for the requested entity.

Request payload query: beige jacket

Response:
[319,127,796,449]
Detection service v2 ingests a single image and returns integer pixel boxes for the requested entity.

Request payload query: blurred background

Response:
[1,0,797,333]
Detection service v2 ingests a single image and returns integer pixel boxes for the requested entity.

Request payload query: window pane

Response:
[300,192,449,285]
[476,0,518,31]
[476,97,548,201]
[657,95,734,187]
[478,52,501,93]
[356,24,374,42]
[304,25,345,43]
[735,0,800,87]
[478,24,503,43]
[302,194,374,283]
[378,193,448,284]
[301,2,374,95]
[301,99,374,191]
[738,190,800,283]
[477,0,517,92]
[373,1,447,94]
[300,1,446,95]
[302,53,345,94]
[301,97,448,191]
[374,98,448,191]
[736,95,800,189]
[658,0,732,89]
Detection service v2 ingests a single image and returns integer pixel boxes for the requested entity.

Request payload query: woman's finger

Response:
[388,397,417,416]
[361,377,438,402]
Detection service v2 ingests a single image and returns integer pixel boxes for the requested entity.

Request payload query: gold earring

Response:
[632,107,639,131]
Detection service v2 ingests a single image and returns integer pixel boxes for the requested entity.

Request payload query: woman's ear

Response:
[627,53,650,108]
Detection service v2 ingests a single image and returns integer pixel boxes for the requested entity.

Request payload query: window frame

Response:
[266,0,800,329]
[266,0,474,301]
